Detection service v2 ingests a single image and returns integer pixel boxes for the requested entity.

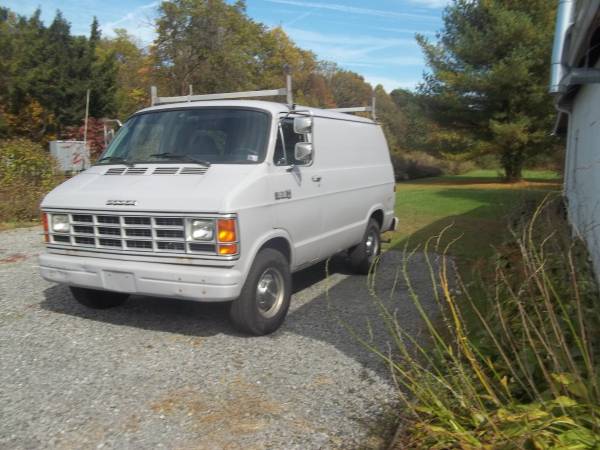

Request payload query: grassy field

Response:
[385,169,562,263]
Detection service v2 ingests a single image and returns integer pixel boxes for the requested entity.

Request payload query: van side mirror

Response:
[294,142,313,162]
[293,116,313,134]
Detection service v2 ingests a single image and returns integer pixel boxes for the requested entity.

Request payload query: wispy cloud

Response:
[102,1,159,44]
[285,27,415,48]
[373,26,436,36]
[281,25,425,91]
[284,9,315,26]
[283,27,421,68]
[345,56,424,68]
[407,0,450,8]
[267,0,439,21]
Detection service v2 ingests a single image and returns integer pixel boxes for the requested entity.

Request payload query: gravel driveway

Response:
[0,227,437,449]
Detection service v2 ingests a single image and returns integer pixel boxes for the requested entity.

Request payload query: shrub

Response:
[63,117,109,160]
[0,138,60,222]
[392,152,443,181]
[362,196,600,448]
[391,151,475,181]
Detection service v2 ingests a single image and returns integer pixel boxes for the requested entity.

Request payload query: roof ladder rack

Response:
[151,69,294,107]
[327,92,377,121]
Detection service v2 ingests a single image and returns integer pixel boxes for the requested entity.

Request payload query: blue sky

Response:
[3,0,447,91]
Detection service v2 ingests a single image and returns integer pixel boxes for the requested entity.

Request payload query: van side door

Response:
[268,117,322,270]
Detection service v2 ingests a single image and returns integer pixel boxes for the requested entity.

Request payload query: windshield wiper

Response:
[96,156,135,167]
[150,152,211,167]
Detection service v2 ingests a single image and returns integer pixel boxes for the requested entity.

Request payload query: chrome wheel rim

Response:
[365,230,379,259]
[256,268,285,319]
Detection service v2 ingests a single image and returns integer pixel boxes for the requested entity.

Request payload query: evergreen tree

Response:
[88,17,117,118]
[417,0,560,181]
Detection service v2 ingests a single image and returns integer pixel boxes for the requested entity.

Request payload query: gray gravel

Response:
[0,227,438,449]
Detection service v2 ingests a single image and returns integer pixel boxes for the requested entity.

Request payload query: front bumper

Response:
[38,252,243,302]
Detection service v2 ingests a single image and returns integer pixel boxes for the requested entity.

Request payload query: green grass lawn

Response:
[385,170,562,262]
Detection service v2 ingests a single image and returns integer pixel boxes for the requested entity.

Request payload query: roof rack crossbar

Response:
[150,70,294,107]
[151,87,290,106]
[328,106,372,113]
[326,93,377,120]
[149,69,378,121]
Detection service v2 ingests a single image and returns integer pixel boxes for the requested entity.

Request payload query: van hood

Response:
[42,164,262,213]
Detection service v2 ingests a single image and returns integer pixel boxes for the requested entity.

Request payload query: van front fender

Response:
[240,229,294,278]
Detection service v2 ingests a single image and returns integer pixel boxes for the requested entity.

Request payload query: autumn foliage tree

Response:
[0,1,407,160]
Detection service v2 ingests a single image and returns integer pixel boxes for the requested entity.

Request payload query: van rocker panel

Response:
[39,253,243,302]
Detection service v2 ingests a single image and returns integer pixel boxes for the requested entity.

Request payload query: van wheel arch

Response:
[370,209,384,230]
[258,237,292,266]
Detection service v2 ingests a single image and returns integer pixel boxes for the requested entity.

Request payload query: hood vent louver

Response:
[125,167,148,175]
[105,167,126,175]
[153,167,180,175]
[180,167,208,175]
[104,166,207,175]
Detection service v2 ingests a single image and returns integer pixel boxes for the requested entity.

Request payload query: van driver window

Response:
[274,118,307,166]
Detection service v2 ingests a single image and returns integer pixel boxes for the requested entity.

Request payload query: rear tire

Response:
[229,248,291,336]
[69,287,129,309]
[349,218,381,275]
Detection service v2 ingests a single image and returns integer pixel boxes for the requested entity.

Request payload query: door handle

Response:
[311,176,322,182]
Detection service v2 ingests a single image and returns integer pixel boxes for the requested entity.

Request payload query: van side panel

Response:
[313,117,395,258]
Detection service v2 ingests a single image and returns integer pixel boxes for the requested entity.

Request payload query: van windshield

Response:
[97,108,271,165]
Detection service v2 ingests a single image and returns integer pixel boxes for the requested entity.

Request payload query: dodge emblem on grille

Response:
[106,199,138,206]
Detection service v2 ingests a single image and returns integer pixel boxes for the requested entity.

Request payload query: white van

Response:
[38,83,397,335]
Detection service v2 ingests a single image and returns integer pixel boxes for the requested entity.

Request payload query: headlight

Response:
[190,219,214,241]
[51,214,70,233]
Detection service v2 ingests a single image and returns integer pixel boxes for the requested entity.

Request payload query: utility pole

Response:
[83,89,90,148]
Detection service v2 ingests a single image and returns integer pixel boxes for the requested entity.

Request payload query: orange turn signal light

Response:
[42,213,49,243]
[218,244,238,255]
[217,219,237,243]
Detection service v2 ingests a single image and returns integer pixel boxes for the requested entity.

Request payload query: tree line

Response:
[0,0,561,180]
[0,1,408,151]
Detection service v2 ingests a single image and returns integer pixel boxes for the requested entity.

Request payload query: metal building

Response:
[551,0,600,277]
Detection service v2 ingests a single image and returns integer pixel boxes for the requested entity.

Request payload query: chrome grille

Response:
[124,217,150,225]
[48,212,220,255]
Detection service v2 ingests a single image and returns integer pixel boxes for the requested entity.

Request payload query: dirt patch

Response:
[150,376,286,445]
[0,253,28,264]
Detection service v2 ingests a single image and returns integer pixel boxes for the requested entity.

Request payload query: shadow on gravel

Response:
[40,252,437,377]
[287,252,438,376]
[39,255,351,339]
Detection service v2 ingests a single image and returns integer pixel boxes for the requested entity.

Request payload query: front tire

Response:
[349,218,381,274]
[69,287,129,309]
[229,248,291,336]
